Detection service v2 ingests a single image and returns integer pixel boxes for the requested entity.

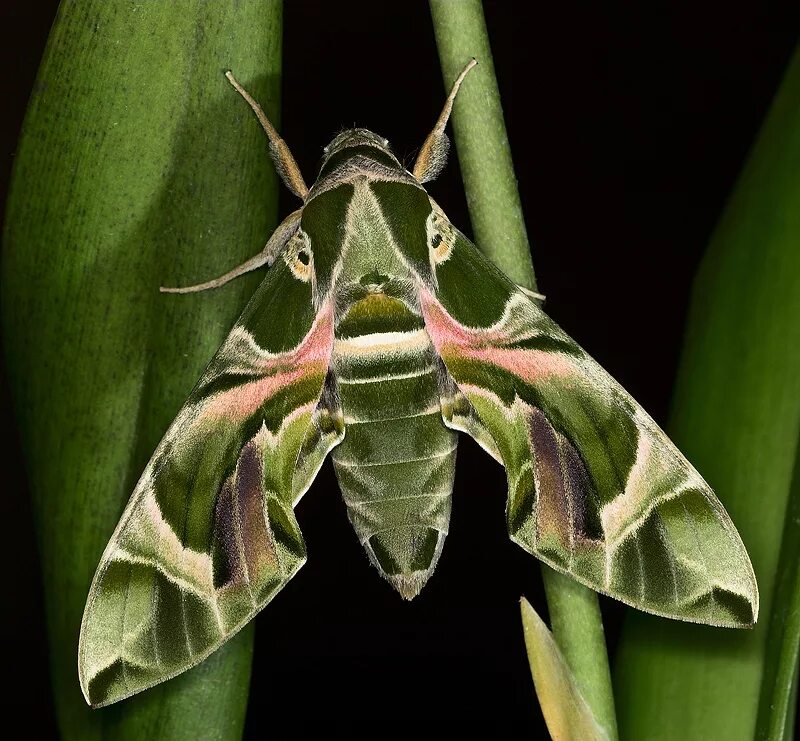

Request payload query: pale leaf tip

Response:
[520,597,611,741]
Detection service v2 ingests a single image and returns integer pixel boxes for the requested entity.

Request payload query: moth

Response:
[79,60,758,707]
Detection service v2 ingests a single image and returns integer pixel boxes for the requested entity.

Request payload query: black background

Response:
[3,1,798,738]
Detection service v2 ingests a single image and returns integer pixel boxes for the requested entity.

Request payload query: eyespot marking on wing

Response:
[426,206,455,265]
[284,230,313,282]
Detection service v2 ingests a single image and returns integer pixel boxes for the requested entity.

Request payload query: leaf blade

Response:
[756,442,800,741]
[2,1,283,737]
[520,597,610,741]
[614,43,800,741]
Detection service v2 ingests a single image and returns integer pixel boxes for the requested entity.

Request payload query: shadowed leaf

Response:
[756,442,800,740]
[614,43,800,741]
[2,1,283,737]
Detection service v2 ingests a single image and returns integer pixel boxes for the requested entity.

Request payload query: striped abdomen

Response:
[331,292,457,598]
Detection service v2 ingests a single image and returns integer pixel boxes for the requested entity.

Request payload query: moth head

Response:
[323,128,391,157]
[317,128,402,180]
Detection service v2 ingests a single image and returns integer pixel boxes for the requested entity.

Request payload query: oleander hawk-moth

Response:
[79,60,758,707]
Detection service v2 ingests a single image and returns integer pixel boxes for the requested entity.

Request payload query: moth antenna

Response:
[225,71,309,199]
[160,209,302,294]
[412,58,478,183]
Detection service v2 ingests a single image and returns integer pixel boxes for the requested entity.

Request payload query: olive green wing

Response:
[79,250,343,707]
[422,226,758,627]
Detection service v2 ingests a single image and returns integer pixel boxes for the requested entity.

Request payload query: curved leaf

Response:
[2,1,283,737]
[756,442,800,741]
[614,43,800,741]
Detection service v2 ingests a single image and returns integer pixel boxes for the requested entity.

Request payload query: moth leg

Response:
[519,285,546,304]
[160,209,302,294]
[413,58,478,183]
[225,71,309,200]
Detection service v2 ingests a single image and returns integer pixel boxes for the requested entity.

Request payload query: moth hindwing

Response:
[79,60,758,707]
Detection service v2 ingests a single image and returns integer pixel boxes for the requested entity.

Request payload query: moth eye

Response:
[298,249,310,266]
[431,233,443,249]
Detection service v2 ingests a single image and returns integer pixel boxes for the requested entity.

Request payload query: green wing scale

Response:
[78,251,341,707]
[421,226,758,627]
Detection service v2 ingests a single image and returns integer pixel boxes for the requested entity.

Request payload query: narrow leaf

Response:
[756,441,800,741]
[614,43,800,740]
[521,598,610,741]
[2,1,282,738]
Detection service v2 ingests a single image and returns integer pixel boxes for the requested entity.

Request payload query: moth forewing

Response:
[78,257,336,707]
[419,229,758,627]
[79,60,757,708]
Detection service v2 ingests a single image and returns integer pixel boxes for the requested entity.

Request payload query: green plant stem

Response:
[541,567,617,739]
[614,43,800,740]
[429,0,536,290]
[2,2,283,738]
[429,2,617,738]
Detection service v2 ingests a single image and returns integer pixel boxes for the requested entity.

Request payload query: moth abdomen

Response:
[331,292,457,598]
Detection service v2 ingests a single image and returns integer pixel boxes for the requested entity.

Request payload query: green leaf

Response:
[520,598,610,741]
[614,43,800,740]
[429,2,617,737]
[2,1,282,738]
[756,441,800,741]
